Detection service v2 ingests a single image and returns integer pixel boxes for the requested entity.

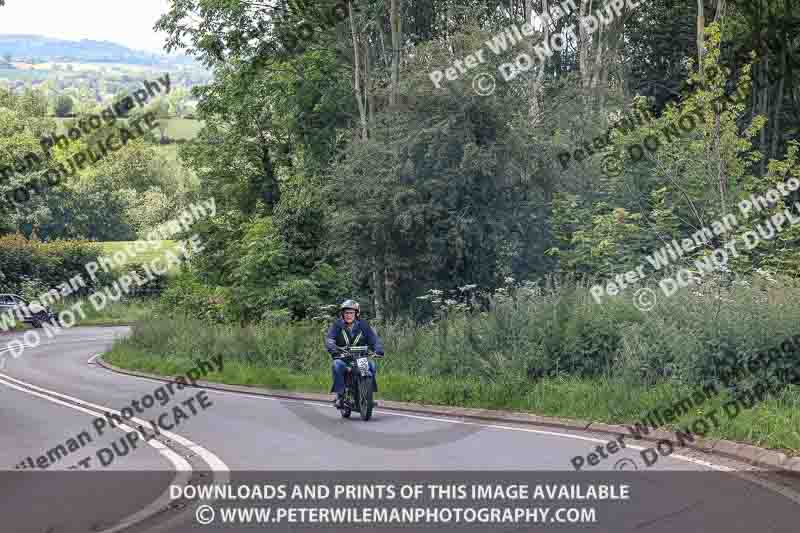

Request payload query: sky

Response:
[0,0,174,53]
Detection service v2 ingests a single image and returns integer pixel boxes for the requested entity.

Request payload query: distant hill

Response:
[0,34,196,66]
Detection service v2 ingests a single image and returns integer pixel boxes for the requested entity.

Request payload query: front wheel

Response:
[358,378,374,421]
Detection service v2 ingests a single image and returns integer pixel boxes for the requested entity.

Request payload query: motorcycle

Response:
[333,345,382,421]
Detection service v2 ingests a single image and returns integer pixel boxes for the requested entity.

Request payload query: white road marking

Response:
[0,344,19,355]
[0,374,191,532]
[0,371,230,532]
[0,370,230,474]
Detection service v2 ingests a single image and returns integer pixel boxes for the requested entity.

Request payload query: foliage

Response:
[158,269,227,322]
[122,273,800,391]
[66,0,800,324]
[0,84,199,242]
[0,234,104,296]
[548,22,800,282]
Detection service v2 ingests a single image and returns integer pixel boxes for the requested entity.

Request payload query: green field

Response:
[98,240,181,267]
[53,117,204,140]
[161,118,204,140]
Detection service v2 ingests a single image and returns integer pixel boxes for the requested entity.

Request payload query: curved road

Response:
[1,327,798,532]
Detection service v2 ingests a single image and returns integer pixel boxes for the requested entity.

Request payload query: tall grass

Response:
[105,276,800,452]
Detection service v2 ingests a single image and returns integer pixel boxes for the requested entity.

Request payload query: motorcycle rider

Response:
[325,300,384,408]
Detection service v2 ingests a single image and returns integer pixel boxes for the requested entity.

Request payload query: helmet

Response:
[340,299,360,317]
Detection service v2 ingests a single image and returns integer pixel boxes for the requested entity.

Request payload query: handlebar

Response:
[333,348,384,359]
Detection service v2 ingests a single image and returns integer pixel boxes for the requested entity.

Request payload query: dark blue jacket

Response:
[325,318,384,357]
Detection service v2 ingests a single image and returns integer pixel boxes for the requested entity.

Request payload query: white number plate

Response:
[356,357,369,371]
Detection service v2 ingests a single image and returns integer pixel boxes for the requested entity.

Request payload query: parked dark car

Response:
[0,294,57,328]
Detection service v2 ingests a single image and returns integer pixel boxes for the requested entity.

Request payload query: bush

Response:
[158,269,226,322]
[0,234,104,297]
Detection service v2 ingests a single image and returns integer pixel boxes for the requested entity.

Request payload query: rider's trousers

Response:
[331,359,377,394]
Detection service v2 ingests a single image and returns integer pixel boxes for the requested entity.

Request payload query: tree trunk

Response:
[372,266,384,321]
[759,55,769,175]
[697,0,705,78]
[259,145,280,209]
[591,24,604,93]
[366,40,374,124]
[579,0,593,89]
[383,263,392,320]
[714,110,726,218]
[390,0,402,107]
[769,1,788,161]
[751,61,759,123]
[528,0,545,124]
[710,0,726,218]
[714,0,725,22]
[349,1,368,140]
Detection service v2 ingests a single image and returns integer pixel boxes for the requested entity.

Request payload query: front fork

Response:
[344,370,372,407]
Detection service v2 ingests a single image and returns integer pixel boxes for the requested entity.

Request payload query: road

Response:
[0,326,798,532]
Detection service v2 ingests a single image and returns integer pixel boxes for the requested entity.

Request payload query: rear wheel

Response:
[358,378,374,421]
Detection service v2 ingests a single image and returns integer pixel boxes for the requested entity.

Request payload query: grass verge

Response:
[105,341,800,455]
[103,274,800,457]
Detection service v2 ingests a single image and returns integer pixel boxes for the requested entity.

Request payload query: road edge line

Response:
[95,356,799,475]
[0,374,193,532]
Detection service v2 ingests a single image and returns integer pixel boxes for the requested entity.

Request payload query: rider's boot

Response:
[334,393,344,408]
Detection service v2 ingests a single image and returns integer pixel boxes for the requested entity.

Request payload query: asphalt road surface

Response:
[1,326,798,533]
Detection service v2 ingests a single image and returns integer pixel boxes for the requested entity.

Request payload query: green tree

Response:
[54,95,74,117]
